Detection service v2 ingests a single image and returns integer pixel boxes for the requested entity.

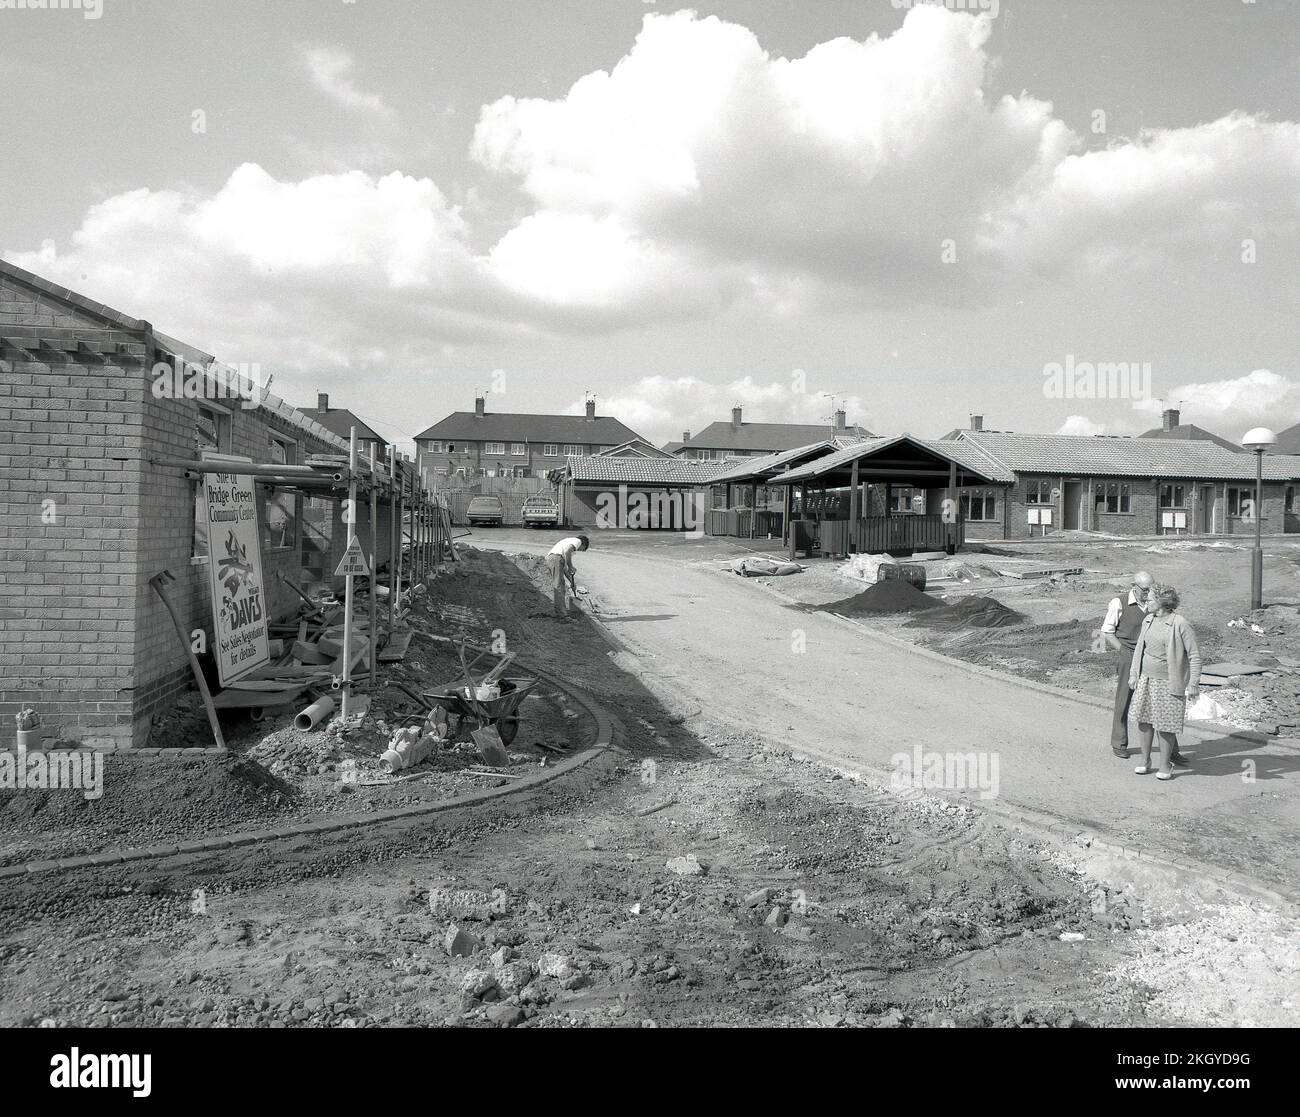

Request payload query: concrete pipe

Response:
[294,695,336,731]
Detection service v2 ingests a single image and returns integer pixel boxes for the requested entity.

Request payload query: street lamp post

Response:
[1242,427,1277,611]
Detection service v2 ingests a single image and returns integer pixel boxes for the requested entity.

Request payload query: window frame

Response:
[261,432,300,552]
[511,442,527,457]
[562,443,584,456]
[484,441,507,456]
[543,443,559,457]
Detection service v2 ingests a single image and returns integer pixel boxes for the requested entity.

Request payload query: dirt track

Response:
[1,545,1296,1028]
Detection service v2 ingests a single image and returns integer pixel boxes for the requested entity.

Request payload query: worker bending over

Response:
[546,534,589,618]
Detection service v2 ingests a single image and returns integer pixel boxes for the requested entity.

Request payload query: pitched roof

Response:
[660,441,685,455]
[957,430,1300,481]
[298,406,386,446]
[414,410,644,445]
[566,455,740,485]
[774,436,1013,485]
[1137,424,1243,453]
[681,420,875,452]
[597,439,672,458]
[707,441,842,484]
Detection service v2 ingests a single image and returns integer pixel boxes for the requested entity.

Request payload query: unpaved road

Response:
[477,529,1300,895]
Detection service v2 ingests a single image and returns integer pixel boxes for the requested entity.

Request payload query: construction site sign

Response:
[335,536,371,577]
[199,455,270,686]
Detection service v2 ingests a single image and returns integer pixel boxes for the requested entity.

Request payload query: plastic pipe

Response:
[295,695,336,731]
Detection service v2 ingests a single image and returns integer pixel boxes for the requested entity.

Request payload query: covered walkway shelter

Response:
[702,441,844,539]
[768,435,1013,558]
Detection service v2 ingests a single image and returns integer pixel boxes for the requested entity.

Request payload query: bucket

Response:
[463,684,501,703]
[877,562,927,591]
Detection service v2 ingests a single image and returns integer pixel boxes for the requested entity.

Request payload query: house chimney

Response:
[682,430,691,443]
[474,395,485,418]
[834,409,846,431]
[969,414,983,431]
[585,398,596,420]
[1162,407,1180,432]
[317,392,329,412]
[731,406,742,429]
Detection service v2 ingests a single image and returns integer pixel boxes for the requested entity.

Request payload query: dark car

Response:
[466,495,505,526]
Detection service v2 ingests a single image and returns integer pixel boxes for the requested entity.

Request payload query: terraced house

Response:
[413,395,646,483]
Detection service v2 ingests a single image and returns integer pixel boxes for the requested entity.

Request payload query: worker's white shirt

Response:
[549,537,583,560]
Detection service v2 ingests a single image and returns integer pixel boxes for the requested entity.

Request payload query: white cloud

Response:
[474,8,1300,312]
[585,375,870,445]
[299,44,390,116]
[1056,415,1108,437]
[1131,369,1299,431]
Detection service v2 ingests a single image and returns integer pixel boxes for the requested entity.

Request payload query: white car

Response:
[521,493,560,527]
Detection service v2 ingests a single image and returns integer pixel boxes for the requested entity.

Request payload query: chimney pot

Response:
[1162,408,1180,432]
[317,392,328,412]
[585,398,596,420]
[474,396,485,418]
[969,414,983,431]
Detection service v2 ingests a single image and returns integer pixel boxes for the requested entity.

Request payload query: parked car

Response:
[466,495,504,526]
[521,493,560,527]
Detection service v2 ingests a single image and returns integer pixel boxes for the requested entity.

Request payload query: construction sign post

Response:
[199,455,270,686]
[335,536,370,577]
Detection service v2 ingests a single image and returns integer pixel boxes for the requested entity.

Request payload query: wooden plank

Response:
[378,630,414,663]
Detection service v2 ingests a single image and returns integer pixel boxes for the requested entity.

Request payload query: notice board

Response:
[199,453,270,685]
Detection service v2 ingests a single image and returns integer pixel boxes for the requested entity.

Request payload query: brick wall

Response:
[1,267,396,749]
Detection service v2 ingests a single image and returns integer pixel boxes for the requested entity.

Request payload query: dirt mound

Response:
[816,578,942,615]
[908,595,1026,629]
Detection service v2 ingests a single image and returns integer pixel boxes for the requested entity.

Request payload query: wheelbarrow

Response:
[423,677,538,746]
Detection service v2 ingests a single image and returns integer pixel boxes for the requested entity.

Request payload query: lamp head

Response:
[1242,427,1276,452]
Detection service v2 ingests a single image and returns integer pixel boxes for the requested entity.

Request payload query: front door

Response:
[1063,481,1082,530]
[1201,485,1215,533]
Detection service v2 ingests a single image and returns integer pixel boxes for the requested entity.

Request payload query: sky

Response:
[1,0,1298,452]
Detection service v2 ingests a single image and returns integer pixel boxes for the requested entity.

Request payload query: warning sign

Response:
[335,537,371,577]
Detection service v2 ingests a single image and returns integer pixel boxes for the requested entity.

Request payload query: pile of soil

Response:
[816,579,941,615]
[908,596,1026,630]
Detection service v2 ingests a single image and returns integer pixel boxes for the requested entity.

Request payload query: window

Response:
[427,440,444,454]
[1095,482,1131,514]
[484,441,506,455]
[196,403,230,454]
[1025,479,1053,504]
[563,444,584,456]
[1227,487,1254,517]
[543,444,559,457]
[262,435,299,550]
[1159,484,1185,508]
[511,443,526,456]
[889,487,916,513]
[961,490,996,522]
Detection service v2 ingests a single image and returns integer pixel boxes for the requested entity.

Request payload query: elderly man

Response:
[545,534,589,619]
[1101,570,1187,764]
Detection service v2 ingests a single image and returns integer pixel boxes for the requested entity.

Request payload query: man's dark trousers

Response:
[1111,646,1136,750]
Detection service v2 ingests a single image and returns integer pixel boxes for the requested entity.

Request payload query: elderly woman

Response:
[1128,586,1201,780]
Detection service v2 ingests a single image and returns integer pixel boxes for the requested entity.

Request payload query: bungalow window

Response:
[1095,482,1131,513]
[196,403,230,454]
[1025,479,1053,504]
[1227,487,1254,517]
[1159,484,1186,508]
[543,444,559,457]
[511,443,526,456]
[961,490,996,522]
[262,434,299,550]
[484,442,506,455]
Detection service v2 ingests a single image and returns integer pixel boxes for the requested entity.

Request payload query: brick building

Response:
[940,429,1300,540]
[413,396,645,483]
[667,406,874,460]
[0,261,403,750]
